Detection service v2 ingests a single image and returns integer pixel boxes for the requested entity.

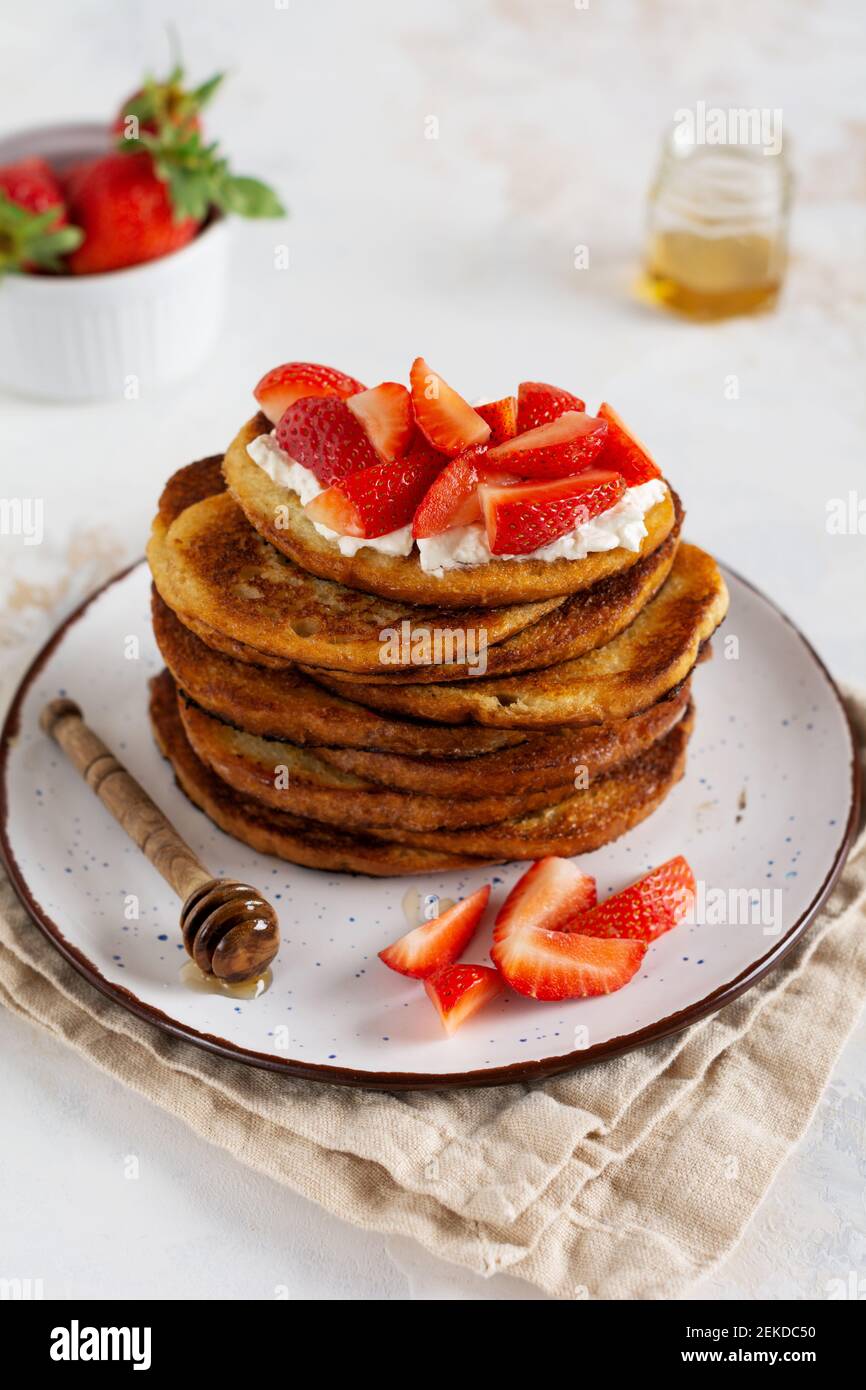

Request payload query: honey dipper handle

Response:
[40,698,213,904]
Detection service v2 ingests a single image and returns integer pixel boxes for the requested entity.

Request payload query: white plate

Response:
[0,562,858,1088]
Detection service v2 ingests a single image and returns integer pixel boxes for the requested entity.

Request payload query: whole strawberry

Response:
[112,63,222,141]
[65,152,199,274]
[0,157,82,273]
[67,61,285,275]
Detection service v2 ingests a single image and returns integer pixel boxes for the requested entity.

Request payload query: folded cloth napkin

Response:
[1,692,863,1300]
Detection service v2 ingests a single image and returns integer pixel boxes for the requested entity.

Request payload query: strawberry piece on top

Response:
[412,445,518,538]
[517,381,585,432]
[346,382,414,462]
[255,362,366,427]
[493,857,597,944]
[487,411,608,478]
[379,885,490,979]
[305,444,444,537]
[597,403,662,486]
[569,856,695,943]
[479,469,625,556]
[276,395,379,485]
[409,357,490,457]
[475,395,518,444]
[425,963,504,1035]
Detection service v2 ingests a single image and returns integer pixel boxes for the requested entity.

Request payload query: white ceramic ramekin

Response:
[0,123,229,401]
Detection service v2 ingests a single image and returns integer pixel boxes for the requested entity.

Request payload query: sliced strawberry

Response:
[412,446,518,538]
[479,469,625,556]
[597,403,662,486]
[517,381,585,432]
[475,396,518,444]
[276,396,378,486]
[305,446,444,537]
[409,357,490,457]
[425,964,504,1035]
[254,362,366,427]
[379,885,490,979]
[492,928,645,1001]
[493,857,597,944]
[487,411,608,478]
[568,856,695,943]
[346,382,414,462]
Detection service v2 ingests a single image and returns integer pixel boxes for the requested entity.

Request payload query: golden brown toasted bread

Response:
[152,590,527,756]
[222,414,678,608]
[313,495,682,684]
[306,544,728,728]
[313,682,691,795]
[150,670,691,873]
[149,671,482,876]
[360,708,694,859]
[176,680,578,831]
[148,481,564,674]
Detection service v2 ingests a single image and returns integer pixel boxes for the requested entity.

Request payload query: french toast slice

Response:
[221,413,678,608]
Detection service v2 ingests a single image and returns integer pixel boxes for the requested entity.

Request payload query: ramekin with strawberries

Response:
[0,61,284,400]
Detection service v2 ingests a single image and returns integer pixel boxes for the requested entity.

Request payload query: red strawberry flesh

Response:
[346,382,414,462]
[568,855,695,943]
[410,357,490,457]
[597,403,662,486]
[255,361,366,427]
[493,857,597,943]
[487,411,608,478]
[479,468,625,556]
[276,395,379,486]
[306,446,445,537]
[517,381,585,432]
[475,396,518,444]
[412,445,518,539]
[425,963,504,1035]
[492,927,645,1001]
[379,885,490,979]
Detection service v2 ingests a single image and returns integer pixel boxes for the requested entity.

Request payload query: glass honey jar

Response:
[640,113,793,321]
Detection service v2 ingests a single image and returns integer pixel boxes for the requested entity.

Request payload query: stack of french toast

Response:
[147,359,728,875]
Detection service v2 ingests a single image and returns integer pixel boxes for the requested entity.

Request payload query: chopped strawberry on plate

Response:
[493,856,597,943]
[570,856,695,943]
[254,361,366,427]
[597,403,662,486]
[347,382,414,462]
[517,381,585,432]
[479,468,625,555]
[305,444,444,537]
[492,927,645,1001]
[412,445,518,538]
[409,357,491,456]
[475,395,518,444]
[379,885,490,979]
[425,964,504,1035]
[276,396,379,485]
[487,411,608,478]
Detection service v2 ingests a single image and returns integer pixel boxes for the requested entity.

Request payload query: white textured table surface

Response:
[1,0,864,1300]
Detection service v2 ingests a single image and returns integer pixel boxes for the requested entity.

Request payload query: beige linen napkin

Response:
[1,692,863,1301]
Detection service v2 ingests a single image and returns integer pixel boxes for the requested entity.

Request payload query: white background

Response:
[1,0,864,1300]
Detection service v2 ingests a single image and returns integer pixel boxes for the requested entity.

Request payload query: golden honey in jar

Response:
[640,111,792,321]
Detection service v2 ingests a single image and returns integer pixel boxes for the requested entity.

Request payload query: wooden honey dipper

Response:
[40,698,280,983]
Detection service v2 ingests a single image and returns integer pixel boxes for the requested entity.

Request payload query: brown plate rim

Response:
[0,559,860,1091]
